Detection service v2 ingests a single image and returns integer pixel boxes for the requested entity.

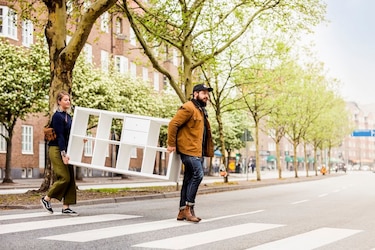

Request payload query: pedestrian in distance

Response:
[41,91,78,216]
[167,83,214,223]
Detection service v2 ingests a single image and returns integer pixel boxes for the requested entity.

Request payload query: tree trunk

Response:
[313,146,318,176]
[39,151,52,192]
[276,141,282,179]
[255,121,261,181]
[3,135,13,183]
[304,143,309,177]
[293,142,298,178]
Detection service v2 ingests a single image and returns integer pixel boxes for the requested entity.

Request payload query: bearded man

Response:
[167,84,214,223]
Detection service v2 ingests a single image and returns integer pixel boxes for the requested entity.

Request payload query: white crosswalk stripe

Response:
[0,212,56,221]
[133,223,284,249]
[246,227,362,250]
[0,214,140,235]
[40,219,190,242]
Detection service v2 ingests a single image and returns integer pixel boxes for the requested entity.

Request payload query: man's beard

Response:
[196,96,207,107]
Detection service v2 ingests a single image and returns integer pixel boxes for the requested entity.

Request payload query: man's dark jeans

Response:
[179,153,204,208]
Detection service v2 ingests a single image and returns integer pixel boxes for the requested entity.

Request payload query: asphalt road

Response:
[1,171,374,249]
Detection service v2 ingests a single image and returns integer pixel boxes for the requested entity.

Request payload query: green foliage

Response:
[209,107,248,150]
[0,38,49,130]
[72,58,117,111]
[123,0,326,102]
[0,38,49,181]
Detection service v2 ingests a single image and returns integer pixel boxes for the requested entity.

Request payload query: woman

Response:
[41,91,78,216]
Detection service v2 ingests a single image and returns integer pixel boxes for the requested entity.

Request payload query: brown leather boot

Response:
[177,208,185,221]
[184,205,200,223]
[190,206,201,221]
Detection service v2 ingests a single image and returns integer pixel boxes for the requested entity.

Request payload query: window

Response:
[172,48,179,66]
[142,67,148,82]
[84,134,93,156]
[130,62,137,77]
[115,17,122,34]
[0,7,17,39]
[0,125,8,152]
[268,142,276,151]
[22,19,33,47]
[22,125,33,154]
[129,27,136,46]
[83,43,92,64]
[114,55,128,74]
[153,72,160,91]
[101,50,109,72]
[100,12,109,33]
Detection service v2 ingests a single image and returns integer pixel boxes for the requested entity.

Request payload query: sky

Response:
[311,0,375,105]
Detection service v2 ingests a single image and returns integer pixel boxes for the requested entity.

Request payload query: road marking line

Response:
[40,210,264,242]
[318,193,328,198]
[0,214,140,235]
[245,227,362,250]
[133,223,284,249]
[203,210,264,222]
[0,212,58,221]
[291,199,309,205]
[40,219,188,242]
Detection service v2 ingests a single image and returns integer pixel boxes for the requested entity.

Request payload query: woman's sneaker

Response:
[62,208,79,216]
[40,197,53,214]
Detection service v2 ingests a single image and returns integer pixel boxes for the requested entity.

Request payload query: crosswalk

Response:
[0,211,363,249]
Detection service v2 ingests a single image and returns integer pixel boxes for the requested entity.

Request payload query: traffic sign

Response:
[351,129,375,137]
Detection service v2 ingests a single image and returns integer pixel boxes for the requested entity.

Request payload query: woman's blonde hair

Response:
[54,91,71,112]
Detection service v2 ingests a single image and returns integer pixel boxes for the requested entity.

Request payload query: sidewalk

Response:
[0,170,323,195]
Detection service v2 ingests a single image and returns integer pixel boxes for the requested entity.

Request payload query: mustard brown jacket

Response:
[167,100,214,157]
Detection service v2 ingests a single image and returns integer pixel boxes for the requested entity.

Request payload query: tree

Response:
[283,63,331,178]
[0,39,50,183]
[43,0,118,111]
[308,95,353,174]
[120,0,326,102]
[234,64,280,181]
[265,60,299,179]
